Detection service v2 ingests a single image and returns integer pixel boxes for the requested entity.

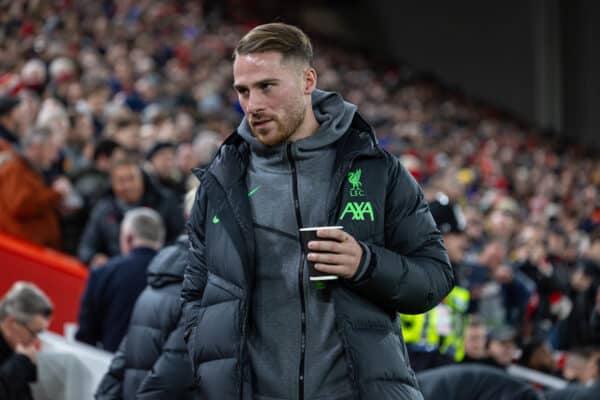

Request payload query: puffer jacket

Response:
[96,236,198,399]
[181,113,454,400]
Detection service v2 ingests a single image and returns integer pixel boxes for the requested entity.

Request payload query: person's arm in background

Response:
[136,316,195,398]
[348,155,454,314]
[78,202,109,267]
[75,270,102,346]
[95,337,127,400]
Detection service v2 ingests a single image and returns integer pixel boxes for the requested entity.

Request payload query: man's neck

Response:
[289,106,320,142]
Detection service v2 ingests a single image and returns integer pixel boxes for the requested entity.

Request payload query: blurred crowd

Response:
[1,0,600,397]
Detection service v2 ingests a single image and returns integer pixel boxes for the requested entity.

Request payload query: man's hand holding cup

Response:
[300,226,362,280]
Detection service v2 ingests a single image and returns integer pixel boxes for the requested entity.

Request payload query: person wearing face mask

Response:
[0,282,53,400]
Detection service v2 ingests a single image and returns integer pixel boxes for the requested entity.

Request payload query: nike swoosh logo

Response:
[247,186,261,197]
[212,187,259,224]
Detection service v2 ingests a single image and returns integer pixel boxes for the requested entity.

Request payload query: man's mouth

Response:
[251,118,272,128]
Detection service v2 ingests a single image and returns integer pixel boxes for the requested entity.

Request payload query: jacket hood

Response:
[237,88,357,158]
[147,235,188,288]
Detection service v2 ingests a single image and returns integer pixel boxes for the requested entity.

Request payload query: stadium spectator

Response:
[145,141,185,196]
[0,95,22,146]
[461,315,489,363]
[400,192,470,370]
[77,157,184,267]
[76,207,164,352]
[182,22,453,400]
[561,348,594,384]
[481,325,519,369]
[0,127,77,249]
[0,282,53,400]
[464,240,533,329]
[96,190,198,399]
[554,236,600,350]
[519,338,558,375]
[71,139,125,211]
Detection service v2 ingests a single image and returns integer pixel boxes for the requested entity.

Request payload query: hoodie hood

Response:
[237,88,356,158]
[147,235,188,288]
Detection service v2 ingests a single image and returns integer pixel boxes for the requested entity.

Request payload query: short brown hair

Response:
[234,23,313,67]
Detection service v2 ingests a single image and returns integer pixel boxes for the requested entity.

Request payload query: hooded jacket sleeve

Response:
[136,316,195,399]
[95,337,126,400]
[349,155,454,314]
[180,185,208,374]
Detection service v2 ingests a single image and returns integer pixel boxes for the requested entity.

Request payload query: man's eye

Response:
[261,83,273,90]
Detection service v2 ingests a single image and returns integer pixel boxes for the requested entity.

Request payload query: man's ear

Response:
[126,232,135,247]
[303,67,317,94]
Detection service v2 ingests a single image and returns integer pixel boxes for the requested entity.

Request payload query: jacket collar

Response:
[196,137,256,288]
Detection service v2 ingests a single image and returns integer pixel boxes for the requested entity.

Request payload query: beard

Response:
[249,99,306,147]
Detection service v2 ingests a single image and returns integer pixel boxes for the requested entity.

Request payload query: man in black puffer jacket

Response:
[182,23,454,400]
[96,192,198,399]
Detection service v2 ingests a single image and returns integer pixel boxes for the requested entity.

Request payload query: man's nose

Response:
[246,91,265,114]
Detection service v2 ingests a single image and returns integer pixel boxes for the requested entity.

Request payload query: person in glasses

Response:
[0,281,53,400]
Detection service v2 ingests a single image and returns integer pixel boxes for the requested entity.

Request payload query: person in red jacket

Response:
[0,126,75,249]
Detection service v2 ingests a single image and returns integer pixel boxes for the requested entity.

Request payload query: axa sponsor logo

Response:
[339,168,374,222]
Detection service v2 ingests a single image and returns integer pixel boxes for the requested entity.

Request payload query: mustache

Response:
[248,113,274,124]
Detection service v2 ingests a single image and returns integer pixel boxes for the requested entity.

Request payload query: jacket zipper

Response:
[287,144,306,400]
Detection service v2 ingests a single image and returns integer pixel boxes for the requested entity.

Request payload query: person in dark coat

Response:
[76,207,165,352]
[417,364,543,400]
[95,191,198,399]
[182,23,454,400]
[62,139,125,256]
[0,282,53,400]
[77,156,184,268]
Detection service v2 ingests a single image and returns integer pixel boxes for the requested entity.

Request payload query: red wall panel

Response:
[0,232,87,334]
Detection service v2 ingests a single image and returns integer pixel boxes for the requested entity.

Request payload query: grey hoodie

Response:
[238,89,357,400]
